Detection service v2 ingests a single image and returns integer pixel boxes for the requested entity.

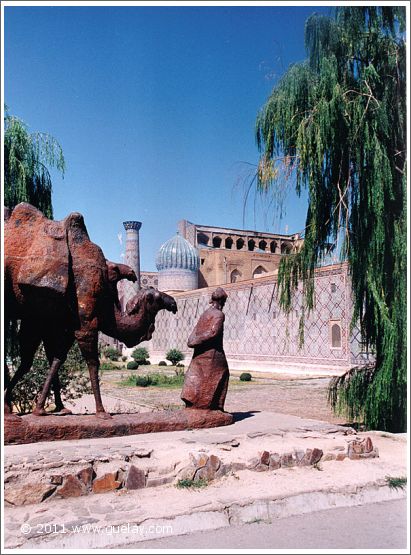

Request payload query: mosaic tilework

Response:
[148,264,372,371]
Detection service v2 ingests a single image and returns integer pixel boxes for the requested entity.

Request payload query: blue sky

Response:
[4,3,333,271]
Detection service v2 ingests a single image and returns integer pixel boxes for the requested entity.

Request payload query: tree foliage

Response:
[4,107,65,218]
[255,7,406,431]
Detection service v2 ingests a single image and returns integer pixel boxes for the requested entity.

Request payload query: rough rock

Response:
[259,450,270,466]
[195,465,216,481]
[215,463,229,479]
[293,450,306,464]
[125,465,146,490]
[298,449,313,466]
[269,453,281,470]
[309,448,323,465]
[177,465,196,481]
[55,475,86,499]
[365,437,373,453]
[231,462,247,471]
[247,457,260,470]
[146,475,174,488]
[77,467,95,488]
[189,452,209,468]
[280,453,296,468]
[92,472,122,494]
[254,463,269,472]
[347,437,377,459]
[208,455,221,472]
[4,483,56,506]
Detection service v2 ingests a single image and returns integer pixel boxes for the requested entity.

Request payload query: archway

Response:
[197,232,209,246]
[230,269,241,283]
[253,265,268,278]
[331,323,342,348]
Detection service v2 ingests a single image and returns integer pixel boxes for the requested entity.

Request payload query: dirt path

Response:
[98,370,345,425]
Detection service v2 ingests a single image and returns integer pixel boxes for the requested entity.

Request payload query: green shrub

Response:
[240,372,252,382]
[121,356,127,362]
[131,347,149,364]
[10,343,92,415]
[386,476,407,490]
[122,372,184,388]
[100,361,119,371]
[166,348,185,366]
[103,347,121,361]
[158,360,167,366]
[134,375,152,387]
[127,361,139,370]
[176,478,208,489]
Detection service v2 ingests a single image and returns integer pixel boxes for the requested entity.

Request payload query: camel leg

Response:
[43,340,73,415]
[51,374,72,415]
[4,322,41,419]
[76,332,112,420]
[33,333,72,416]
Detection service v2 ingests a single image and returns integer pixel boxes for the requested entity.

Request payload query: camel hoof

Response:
[32,408,48,417]
[95,411,113,420]
[53,408,73,416]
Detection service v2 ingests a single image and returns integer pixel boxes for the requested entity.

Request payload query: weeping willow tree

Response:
[255,7,406,432]
[4,108,66,383]
[4,107,65,218]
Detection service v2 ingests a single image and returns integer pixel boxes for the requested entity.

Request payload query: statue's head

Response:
[210,287,228,308]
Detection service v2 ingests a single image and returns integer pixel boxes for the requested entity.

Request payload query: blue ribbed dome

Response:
[156,232,200,272]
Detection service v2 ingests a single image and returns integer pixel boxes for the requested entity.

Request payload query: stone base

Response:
[4,409,234,445]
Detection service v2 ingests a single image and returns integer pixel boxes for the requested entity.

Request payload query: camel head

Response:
[113,287,177,347]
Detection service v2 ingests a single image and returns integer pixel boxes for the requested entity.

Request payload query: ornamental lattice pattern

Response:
[146,264,372,370]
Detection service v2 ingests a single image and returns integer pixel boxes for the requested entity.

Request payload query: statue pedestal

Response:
[4,409,234,445]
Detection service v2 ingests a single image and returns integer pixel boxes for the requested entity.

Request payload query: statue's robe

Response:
[181,306,229,411]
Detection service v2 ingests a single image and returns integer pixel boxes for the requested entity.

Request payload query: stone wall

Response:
[144,263,373,374]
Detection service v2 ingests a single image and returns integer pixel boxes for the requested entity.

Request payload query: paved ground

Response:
[131,498,409,550]
[4,411,407,550]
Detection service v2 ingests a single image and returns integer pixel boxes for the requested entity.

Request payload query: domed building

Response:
[156,232,199,293]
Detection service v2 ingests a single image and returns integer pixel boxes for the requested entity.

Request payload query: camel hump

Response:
[8,202,47,227]
[5,203,70,297]
[64,212,90,244]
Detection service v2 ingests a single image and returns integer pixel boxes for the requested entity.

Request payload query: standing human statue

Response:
[181,287,229,411]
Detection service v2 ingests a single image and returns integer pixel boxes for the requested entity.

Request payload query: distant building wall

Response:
[178,219,303,287]
[143,263,372,375]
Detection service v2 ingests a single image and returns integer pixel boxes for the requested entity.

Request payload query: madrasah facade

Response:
[116,219,372,375]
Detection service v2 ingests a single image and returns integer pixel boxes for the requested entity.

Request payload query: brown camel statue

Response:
[4,203,177,420]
